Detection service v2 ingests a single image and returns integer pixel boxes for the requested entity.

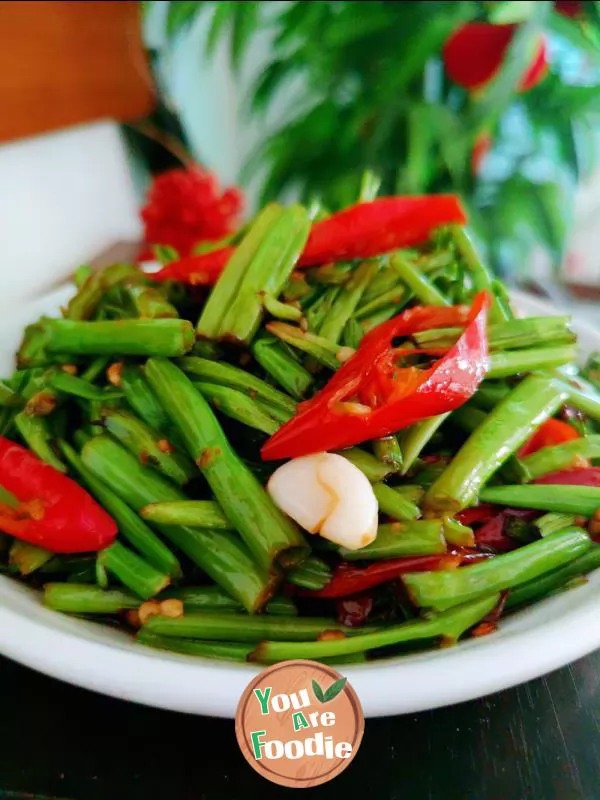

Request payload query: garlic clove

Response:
[267,452,379,551]
[267,454,334,533]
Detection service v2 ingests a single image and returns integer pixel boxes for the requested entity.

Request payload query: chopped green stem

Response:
[144,611,352,642]
[356,285,409,320]
[342,318,364,349]
[505,545,600,609]
[443,517,475,547]
[391,255,449,306]
[415,317,575,352]
[535,512,577,537]
[339,448,395,482]
[450,225,508,322]
[81,435,272,611]
[137,631,252,661]
[140,500,231,530]
[340,520,445,559]
[403,528,590,610]
[101,407,196,485]
[305,286,340,333]
[80,356,110,384]
[308,263,354,285]
[487,346,576,379]
[373,482,420,521]
[14,411,66,472]
[480,485,600,516]
[9,541,52,575]
[193,382,279,435]
[250,594,499,662]
[251,336,313,399]
[261,293,303,322]
[286,556,332,590]
[177,356,296,413]
[160,585,297,616]
[197,204,283,338]
[43,582,139,613]
[120,365,174,432]
[400,414,449,474]
[60,441,182,578]
[0,380,22,407]
[65,263,138,321]
[98,541,170,599]
[373,436,403,472]
[124,283,179,319]
[266,322,341,370]
[319,260,379,344]
[359,304,399,333]
[218,205,310,344]
[47,370,123,401]
[145,360,309,572]
[254,397,294,425]
[518,435,600,481]
[426,375,569,512]
[20,319,195,362]
[558,378,600,423]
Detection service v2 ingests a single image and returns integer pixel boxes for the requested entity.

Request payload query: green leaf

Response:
[166,1,204,40]
[250,58,301,116]
[230,2,261,71]
[311,679,325,703]
[323,677,348,703]
[205,1,234,57]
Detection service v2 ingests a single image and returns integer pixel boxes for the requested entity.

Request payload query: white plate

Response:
[0,289,598,718]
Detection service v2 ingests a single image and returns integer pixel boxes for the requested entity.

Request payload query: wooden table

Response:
[0,651,598,799]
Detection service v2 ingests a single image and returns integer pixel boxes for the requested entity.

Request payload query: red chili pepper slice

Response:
[262,292,489,460]
[149,195,467,285]
[534,467,600,487]
[296,195,467,267]
[475,513,518,553]
[456,504,497,526]
[300,555,462,599]
[518,418,580,458]
[151,247,235,285]
[0,438,117,553]
[443,23,548,93]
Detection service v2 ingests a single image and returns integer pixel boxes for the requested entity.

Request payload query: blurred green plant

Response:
[148,0,600,278]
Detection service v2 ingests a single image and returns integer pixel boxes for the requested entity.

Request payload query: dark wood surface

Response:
[0,650,599,800]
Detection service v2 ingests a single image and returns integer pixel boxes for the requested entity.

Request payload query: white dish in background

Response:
[0,290,598,718]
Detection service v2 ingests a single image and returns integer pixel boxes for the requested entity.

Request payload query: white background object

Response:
[0,121,142,310]
[0,289,598,718]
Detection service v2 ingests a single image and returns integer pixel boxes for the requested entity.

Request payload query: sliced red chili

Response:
[151,247,234,285]
[519,417,580,458]
[296,195,467,267]
[534,467,600,487]
[262,292,489,460]
[0,438,117,553]
[475,513,518,553]
[300,555,462,599]
[455,504,497,526]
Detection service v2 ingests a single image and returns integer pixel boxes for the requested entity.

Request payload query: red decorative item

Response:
[141,166,243,259]
[443,23,548,93]
[0,438,117,553]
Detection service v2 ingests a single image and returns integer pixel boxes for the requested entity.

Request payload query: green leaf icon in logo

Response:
[312,679,326,703]
[312,676,347,703]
